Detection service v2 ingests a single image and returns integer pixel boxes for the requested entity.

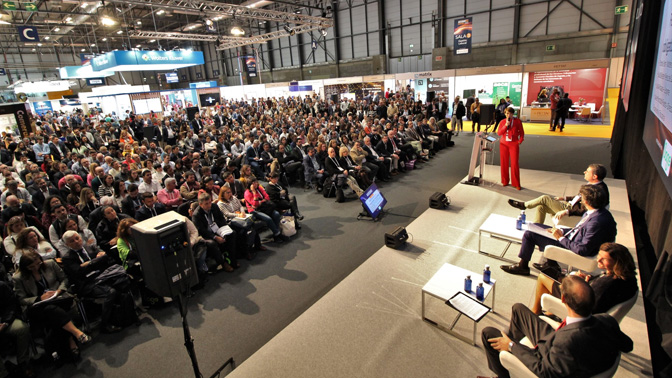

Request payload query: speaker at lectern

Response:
[131,211,198,298]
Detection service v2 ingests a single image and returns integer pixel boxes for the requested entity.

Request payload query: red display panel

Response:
[526,68,607,109]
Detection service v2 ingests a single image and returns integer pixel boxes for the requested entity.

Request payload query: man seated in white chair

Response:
[501,185,616,276]
[482,276,633,378]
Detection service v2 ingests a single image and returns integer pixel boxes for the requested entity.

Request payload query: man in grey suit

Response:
[482,275,633,378]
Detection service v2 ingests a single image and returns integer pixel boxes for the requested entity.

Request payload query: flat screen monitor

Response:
[359,183,387,220]
[165,72,179,83]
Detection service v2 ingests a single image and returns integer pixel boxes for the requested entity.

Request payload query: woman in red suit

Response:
[497,107,524,189]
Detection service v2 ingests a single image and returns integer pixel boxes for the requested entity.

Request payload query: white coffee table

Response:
[478,213,529,263]
[422,263,496,345]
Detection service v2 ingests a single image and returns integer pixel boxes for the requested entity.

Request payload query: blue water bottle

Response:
[483,264,491,284]
[516,215,522,230]
[476,283,485,301]
[521,210,526,224]
[464,275,472,292]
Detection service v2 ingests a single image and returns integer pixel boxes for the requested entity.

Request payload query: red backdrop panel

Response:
[526,68,607,109]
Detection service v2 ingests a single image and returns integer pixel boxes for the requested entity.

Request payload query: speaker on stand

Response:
[131,211,235,378]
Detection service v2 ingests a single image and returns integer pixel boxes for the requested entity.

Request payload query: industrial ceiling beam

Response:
[216,23,322,50]
[103,0,333,27]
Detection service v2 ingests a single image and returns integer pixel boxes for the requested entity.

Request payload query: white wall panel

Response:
[471,13,490,44]
[402,24,420,56]
[467,0,491,14]
[519,2,548,37]
[403,0,420,20]
[446,0,465,16]
[367,1,379,32]
[421,22,433,54]
[385,0,402,27]
[390,27,402,56]
[582,0,616,30]
[351,6,367,35]
[490,8,515,41]
[340,36,353,60]
[548,2,582,35]
[337,8,351,34]
[368,33,381,56]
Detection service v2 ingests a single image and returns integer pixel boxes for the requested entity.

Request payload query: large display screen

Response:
[643,0,672,197]
[359,183,387,220]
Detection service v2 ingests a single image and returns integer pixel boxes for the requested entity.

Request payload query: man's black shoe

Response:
[501,264,530,276]
[508,199,526,210]
[532,261,560,271]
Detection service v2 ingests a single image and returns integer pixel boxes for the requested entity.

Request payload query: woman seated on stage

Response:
[530,242,638,315]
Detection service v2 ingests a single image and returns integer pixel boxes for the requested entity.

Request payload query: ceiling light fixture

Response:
[149,39,155,43]
[81,48,86,52]
[116,30,123,34]
[136,44,141,48]
[102,37,107,41]
[44,36,50,40]
[54,27,60,32]
[136,20,142,25]
[230,26,245,36]
[156,9,165,15]
[205,19,213,26]
[90,43,96,46]
[283,25,295,36]
[65,17,73,22]
[0,10,11,25]
[101,16,116,26]
[320,28,327,37]
[37,43,42,46]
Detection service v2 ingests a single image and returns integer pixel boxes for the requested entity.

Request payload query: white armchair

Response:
[543,245,598,273]
[500,349,621,378]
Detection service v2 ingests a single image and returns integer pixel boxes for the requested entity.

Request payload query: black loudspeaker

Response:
[385,227,409,249]
[143,126,157,142]
[331,94,339,103]
[429,192,450,209]
[480,104,495,125]
[426,91,436,103]
[131,211,199,298]
[186,106,200,121]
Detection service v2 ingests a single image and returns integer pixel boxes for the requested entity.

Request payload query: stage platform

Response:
[227,165,652,378]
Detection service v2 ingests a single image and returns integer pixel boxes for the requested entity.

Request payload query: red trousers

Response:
[500,141,520,188]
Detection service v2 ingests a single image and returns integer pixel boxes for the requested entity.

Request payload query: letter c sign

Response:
[17,26,39,42]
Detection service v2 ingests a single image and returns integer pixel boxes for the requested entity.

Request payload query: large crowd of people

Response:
[0,88,456,376]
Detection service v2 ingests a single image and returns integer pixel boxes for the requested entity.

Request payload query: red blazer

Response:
[244,186,270,213]
[497,117,524,145]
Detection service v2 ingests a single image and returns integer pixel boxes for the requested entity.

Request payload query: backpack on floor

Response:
[335,187,345,203]
[110,291,139,328]
[323,177,335,198]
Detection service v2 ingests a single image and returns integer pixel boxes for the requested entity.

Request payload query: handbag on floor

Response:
[280,216,296,237]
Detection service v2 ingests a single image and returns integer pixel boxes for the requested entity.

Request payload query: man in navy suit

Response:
[482,276,633,378]
[48,136,67,161]
[501,185,616,276]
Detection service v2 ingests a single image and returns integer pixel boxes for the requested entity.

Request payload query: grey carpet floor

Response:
[44,133,611,377]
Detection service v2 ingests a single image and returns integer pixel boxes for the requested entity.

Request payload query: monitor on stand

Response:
[358,183,388,221]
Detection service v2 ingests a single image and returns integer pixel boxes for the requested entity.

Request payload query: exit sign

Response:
[615,5,628,14]
[546,45,556,51]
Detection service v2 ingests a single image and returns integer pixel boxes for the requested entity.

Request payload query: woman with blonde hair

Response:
[77,187,99,221]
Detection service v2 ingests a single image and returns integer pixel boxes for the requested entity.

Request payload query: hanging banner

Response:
[453,17,472,55]
[245,55,257,78]
[86,77,106,86]
[91,50,205,72]
[17,26,39,42]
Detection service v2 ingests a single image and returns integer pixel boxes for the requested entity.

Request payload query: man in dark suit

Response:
[302,147,325,190]
[267,172,303,224]
[134,192,167,222]
[191,113,202,135]
[508,164,609,224]
[61,230,125,333]
[375,135,401,174]
[501,184,616,276]
[120,184,142,218]
[482,276,633,378]
[246,140,265,179]
[28,175,59,213]
[48,136,67,161]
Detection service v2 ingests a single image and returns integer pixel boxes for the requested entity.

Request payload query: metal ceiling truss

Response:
[104,0,333,27]
[128,30,218,42]
[215,23,322,50]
